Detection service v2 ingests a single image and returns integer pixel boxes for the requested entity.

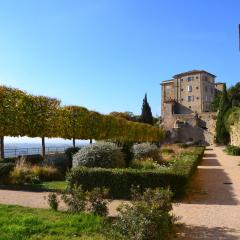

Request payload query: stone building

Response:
[161,70,224,145]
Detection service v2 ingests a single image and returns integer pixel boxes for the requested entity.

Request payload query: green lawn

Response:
[0,204,107,240]
[34,181,67,191]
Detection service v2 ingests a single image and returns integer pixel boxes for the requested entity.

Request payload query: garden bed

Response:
[67,147,205,199]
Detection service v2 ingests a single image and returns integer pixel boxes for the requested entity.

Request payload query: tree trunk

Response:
[0,136,4,160]
[42,137,46,158]
[73,138,76,148]
[90,139,92,144]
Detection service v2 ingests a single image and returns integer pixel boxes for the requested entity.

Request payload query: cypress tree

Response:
[140,94,153,125]
[216,84,231,144]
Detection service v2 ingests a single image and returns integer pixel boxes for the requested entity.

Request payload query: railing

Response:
[4,146,70,158]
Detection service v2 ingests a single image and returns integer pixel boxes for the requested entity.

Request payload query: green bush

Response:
[0,162,15,183]
[64,147,80,168]
[61,184,109,216]
[225,145,240,156]
[67,147,204,199]
[113,187,174,240]
[72,142,125,169]
[47,193,59,211]
[130,158,162,170]
[132,142,160,162]
[20,154,43,165]
[161,148,174,154]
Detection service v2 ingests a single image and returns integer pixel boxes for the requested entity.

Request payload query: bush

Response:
[113,187,174,240]
[161,148,174,154]
[72,142,125,168]
[67,147,205,199]
[44,153,69,173]
[64,147,80,168]
[130,158,162,170]
[61,184,109,216]
[225,145,240,156]
[19,154,43,165]
[0,162,15,184]
[115,141,134,167]
[10,159,62,185]
[47,193,59,211]
[132,143,160,162]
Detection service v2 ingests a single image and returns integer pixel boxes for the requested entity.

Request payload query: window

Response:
[188,77,192,81]
[187,96,192,102]
[196,76,199,79]
[187,85,192,92]
[181,78,183,82]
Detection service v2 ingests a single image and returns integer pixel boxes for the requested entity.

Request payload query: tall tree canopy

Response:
[140,94,153,125]
[216,84,231,144]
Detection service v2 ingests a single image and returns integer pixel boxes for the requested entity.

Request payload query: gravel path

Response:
[0,146,240,239]
[174,146,240,239]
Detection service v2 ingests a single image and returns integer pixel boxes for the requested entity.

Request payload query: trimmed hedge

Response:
[224,145,240,156]
[67,147,204,199]
[0,162,15,183]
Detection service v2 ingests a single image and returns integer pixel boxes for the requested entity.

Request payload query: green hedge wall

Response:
[67,147,205,199]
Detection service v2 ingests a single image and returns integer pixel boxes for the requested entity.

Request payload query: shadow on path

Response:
[175,224,239,240]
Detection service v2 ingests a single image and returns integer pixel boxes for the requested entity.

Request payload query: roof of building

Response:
[161,79,174,85]
[215,82,224,85]
[173,70,216,78]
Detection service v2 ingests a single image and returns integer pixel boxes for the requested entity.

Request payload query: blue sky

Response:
[0,0,239,119]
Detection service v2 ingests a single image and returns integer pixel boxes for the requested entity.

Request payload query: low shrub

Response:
[225,145,240,156]
[67,147,204,199]
[47,193,59,211]
[61,184,109,216]
[44,153,69,173]
[72,142,125,168]
[64,147,80,168]
[130,158,162,170]
[114,141,134,167]
[161,148,174,154]
[113,187,174,240]
[20,154,43,165]
[10,159,62,185]
[0,162,15,184]
[132,142,160,162]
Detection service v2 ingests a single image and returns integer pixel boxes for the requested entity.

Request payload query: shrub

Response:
[61,184,109,216]
[20,154,43,165]
[113,187,174,240]
[67,147,204,199]
[87,187,109,217]
[72,142,125,168]
[0,162,15,184]
[225,145,240,156]
[64,147,80,168]
[44,153,69,174]
[10,159,62,185]
[130,158,162,170]
[161,148,174,154]
[47,193,59,211]
[132,143,160,162]
[115,141,134,167]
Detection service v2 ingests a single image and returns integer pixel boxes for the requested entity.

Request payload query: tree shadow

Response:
[174,224,240,240]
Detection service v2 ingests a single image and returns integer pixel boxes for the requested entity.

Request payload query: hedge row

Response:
[67,147,205,199]
[0,162,15,184]
[0,86,164,142]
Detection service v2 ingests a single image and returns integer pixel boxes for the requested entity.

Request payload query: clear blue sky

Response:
[0,0,239,117]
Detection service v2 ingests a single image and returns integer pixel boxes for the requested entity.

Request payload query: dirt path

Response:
[174,146,240,239]
[0,146,240,239]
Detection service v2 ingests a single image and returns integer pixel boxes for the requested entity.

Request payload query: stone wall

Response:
[230,124,240,147]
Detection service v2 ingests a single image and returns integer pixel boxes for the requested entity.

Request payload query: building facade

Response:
[161,70,224,118]
[161,70,224,145]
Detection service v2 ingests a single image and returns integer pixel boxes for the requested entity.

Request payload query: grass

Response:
[0,204,107,240]
[34,181,67,191]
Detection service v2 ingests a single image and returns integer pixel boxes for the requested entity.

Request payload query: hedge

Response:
[0,162,15,183]
[67,147,205,199]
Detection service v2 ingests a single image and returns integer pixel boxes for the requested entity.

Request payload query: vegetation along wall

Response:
[0,85,165,158]
[225,107,240,147]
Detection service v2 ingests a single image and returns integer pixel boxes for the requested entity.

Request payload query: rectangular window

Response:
[187,85,192,92]
[188,77,192,81]
[188,96,192,102]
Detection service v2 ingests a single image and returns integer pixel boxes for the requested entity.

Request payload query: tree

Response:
[211,91,222,112]
[216,84,231,145]
[228,82,240,107]
[140,94,153,125]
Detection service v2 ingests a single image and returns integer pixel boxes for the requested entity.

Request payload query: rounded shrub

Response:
[132,142,160,162]
[72,142,125,168]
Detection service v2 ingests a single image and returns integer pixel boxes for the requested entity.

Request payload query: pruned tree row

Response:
[0,86,165,158]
